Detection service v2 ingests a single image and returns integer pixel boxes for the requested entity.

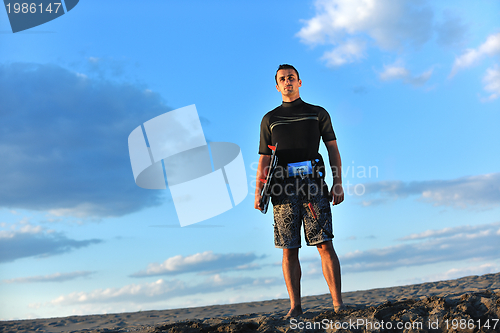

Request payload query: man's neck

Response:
[282,95,301,103]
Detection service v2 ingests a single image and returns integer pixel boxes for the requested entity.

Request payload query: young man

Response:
[254,64,344,317]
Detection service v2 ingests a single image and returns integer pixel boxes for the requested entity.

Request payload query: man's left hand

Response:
[330,184,344,205]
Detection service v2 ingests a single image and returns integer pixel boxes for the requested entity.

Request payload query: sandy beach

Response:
[1,272,499,332]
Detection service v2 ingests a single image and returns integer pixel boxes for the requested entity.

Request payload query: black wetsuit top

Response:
[259,98,336,166]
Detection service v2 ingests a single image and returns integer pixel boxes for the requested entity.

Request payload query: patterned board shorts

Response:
[271,177,333,249]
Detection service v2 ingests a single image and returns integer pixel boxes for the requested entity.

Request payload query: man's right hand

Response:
[254,193,263,211]
[254,155,271,211]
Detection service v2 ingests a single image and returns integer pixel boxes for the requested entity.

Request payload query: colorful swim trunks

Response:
[271,177,333,249]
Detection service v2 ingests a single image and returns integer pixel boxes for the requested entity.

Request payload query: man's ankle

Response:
[285,306,303,318]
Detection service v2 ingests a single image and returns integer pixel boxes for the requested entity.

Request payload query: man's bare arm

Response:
[254,154,271,210]
[324,140,344,205]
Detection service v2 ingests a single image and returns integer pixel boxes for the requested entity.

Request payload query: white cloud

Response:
[0,218,42,239]
[436,264,500,280]
[0,220,102,263]
[297,0,435,66]
[357,173,500,209]
[401,263,500,285]
[50,279,184,306]
[399,223,500,241]
[418,173,500,208]
[379,61,433,86]
[481,64,500,101]
[3,271,94,284]
[47,274,280,306]
[131,251,264,277]
[450,32,500,77]
[340,222,500,273]
[321,39,366,67]
[399,227,456,241]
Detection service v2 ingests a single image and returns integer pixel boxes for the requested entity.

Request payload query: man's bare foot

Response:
[284,307,303,318]
[334,304,346,313]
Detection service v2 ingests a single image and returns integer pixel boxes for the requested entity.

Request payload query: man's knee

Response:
[283,248,299,261]
[316,240,333,250]
[316,241,336,257]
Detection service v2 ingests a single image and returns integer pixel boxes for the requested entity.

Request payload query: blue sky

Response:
[1,0,499,320]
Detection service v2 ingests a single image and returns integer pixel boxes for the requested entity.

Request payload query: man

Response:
[254,64,344,317]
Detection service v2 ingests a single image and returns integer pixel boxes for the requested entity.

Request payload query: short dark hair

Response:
[275,64,300,84]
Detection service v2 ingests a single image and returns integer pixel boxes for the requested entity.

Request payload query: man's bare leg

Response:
[316,241,343,309]
[282,248,303,317]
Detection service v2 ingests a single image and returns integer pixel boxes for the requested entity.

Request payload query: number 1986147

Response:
[5,3,62,14]
[445,318,499,330]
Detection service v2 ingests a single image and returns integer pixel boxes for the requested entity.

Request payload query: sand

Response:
[1,272,499,332]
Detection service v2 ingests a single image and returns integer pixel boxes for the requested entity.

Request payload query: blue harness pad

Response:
[287,160,313,177]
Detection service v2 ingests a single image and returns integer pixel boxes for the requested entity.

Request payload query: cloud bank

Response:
[47,274,280,306]
[356,173,500,209]
[297,0,434,50]
[340,222,500,273]
[131,251,264,277]
[296,0,462,73]
[450,33,500,77]
[379,61,433,86]
[448,32,500,101]
[41,222,500,308]
[3,271,94,284]
[481,64,500,102]
[404,263,500,285]
[0,63,173,218]
[0,220,102,263]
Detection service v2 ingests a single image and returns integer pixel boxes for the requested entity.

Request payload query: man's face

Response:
[275,69,302,100]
